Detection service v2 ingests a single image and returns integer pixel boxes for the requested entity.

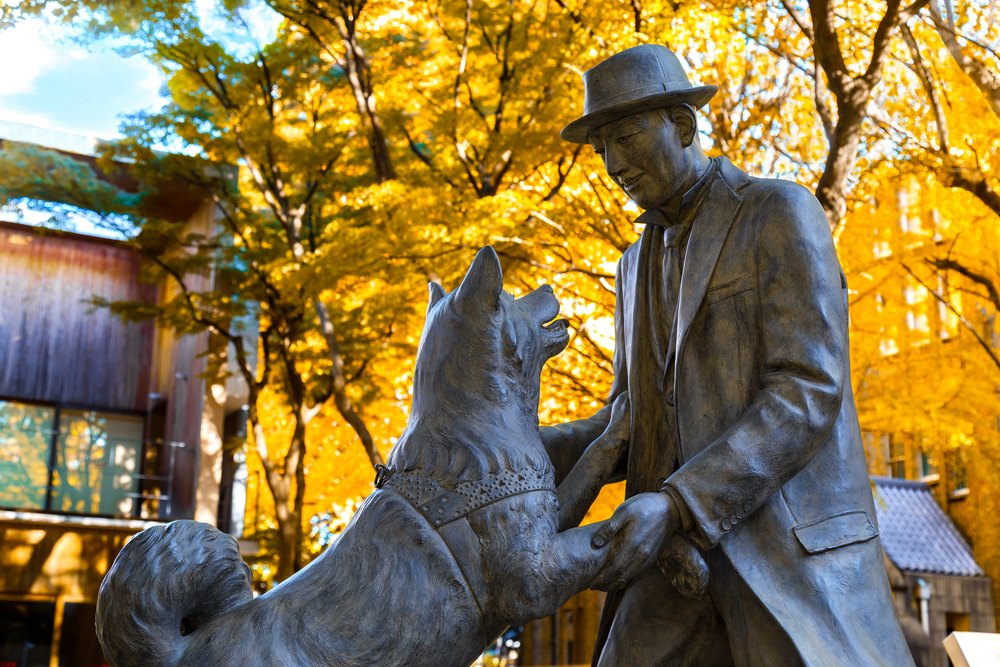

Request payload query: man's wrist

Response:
[659,481,694,533]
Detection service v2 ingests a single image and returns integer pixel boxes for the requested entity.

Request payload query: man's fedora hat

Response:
[561,44,717,144]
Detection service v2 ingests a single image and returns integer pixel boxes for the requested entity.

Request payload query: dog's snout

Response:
[516,284,562,324]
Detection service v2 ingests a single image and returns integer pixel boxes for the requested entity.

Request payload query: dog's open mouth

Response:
[542,318,569,334]
[541,317,571,348]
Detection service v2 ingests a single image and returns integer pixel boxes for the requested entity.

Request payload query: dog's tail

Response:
[96,520,253,667]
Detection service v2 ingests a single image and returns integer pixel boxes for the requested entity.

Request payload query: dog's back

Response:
[175,491,488,667]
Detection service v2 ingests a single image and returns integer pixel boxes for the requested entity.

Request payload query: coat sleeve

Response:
[541,255,630,484]
[665,183,847,549]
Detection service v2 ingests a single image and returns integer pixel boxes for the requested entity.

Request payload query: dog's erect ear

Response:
[427,282,447,315]
[454,246,503,314]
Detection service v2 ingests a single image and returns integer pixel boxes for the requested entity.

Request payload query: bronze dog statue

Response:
[95,247,632,667]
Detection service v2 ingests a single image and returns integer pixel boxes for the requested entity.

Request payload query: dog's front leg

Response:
[510,521,614,623]
[556,394,630,531]
[469,494,615,626]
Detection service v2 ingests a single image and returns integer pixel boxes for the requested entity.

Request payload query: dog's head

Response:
[391,247,568,481]
[412,246,570,417]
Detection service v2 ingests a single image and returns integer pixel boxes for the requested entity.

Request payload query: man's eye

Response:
[617,133,636,145]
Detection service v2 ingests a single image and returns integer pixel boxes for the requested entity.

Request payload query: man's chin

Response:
[625,189,663,211]
[630,197,657,211]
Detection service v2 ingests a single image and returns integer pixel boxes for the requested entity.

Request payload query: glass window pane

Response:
[0,599,55,667]
[51,411,144,516]
[59,603,107,667]
[0,401,55,510]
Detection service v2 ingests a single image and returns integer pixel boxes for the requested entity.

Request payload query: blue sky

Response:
[0,4,279,236]
[0,19,164,138]
[0,2,280,140]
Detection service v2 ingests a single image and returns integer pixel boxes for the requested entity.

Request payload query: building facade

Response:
[874,476,995,667]
[0,121,250,666]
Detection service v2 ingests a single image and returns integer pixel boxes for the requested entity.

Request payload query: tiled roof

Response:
[872,476,985,577]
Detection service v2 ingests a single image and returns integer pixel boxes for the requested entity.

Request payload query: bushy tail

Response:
[96,520,253,667]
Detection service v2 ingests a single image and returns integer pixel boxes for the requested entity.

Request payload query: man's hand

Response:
[589,492,681,591]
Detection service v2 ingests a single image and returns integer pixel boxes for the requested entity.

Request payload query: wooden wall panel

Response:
[0,522,132,599]
[0,223,157,411]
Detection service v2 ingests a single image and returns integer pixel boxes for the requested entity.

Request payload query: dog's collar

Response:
[375,464,556,527]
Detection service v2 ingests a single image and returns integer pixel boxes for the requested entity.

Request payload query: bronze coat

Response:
[603,158,913,666]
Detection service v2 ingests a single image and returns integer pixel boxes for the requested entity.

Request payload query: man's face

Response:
[589,110,687,211]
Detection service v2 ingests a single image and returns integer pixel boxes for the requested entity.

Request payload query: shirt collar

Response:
[660,158,717,225]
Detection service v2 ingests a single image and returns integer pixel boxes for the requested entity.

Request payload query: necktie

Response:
[662,222,690,405]
[663,223,686,319]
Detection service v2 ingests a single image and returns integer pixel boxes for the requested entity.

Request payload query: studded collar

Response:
[375,464,556,527]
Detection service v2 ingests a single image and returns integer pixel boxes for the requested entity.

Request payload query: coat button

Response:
[666,390,675,406]
[744,501,752,512]
[722,519,731,531]
[736,508,745,519]
[731,515,739,525]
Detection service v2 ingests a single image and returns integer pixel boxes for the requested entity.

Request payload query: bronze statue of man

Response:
[543,44,915,667]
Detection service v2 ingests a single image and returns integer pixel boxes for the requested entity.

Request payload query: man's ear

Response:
[454,246,504,315]
[669,104,698,148]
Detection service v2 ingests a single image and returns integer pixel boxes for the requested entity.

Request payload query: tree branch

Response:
[902,263,1000,373]
[315,298,384,468]
[928,1,1000,119]
[926,257,1000,312]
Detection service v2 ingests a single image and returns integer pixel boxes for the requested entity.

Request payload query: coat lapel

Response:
[623,221,667,496]
[675,164,745,362]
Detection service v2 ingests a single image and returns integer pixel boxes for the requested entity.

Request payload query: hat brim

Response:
[560,85,718,144]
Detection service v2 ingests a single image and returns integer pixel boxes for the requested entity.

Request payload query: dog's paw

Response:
[656,534,709,600]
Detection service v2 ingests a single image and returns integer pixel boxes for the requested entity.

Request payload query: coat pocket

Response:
[706,273,753,305]
[792,510,878,554]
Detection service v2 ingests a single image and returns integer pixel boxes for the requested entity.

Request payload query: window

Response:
[946,611,970,634]
[0,600,55,667]
[0,402,54,510]
[0,400,151,517]
[884,435,906,479]
[51,410,144,516]
[58,603,108,667]
[948,458,969,500]
[917,449,938,481]
[562,609,576,665]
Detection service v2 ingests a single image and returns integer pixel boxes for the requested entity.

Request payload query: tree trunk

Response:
[315,299,385,468]
[272,418,307,581]
[274,499,298,582]
[343,51,395,183]
[334,11,395,182]
[802,0,921,231]
[813,103,866,231]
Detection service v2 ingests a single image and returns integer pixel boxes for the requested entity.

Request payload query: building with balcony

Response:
[0,120,251,666]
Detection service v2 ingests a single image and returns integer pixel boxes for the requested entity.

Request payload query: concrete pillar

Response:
[195,382,226,525]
